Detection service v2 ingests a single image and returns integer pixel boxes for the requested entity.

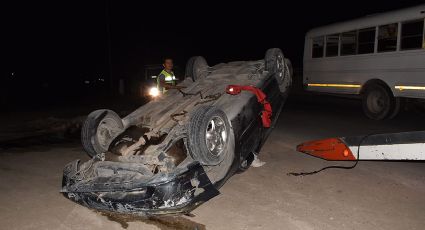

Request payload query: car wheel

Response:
[81,109,124,157]
[188,106,231,166]
[185,56,209,82]
[362,84,396,120]
[188,106,235,185]
[265,48,292,94]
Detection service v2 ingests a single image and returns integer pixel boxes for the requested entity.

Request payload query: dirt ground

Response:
[1,95,425,230]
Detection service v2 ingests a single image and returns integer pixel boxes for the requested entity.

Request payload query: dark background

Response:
[1,1,423,109]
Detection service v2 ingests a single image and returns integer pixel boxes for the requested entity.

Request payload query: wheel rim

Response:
[205,116,227,156]
[367,90,389,114]
[276,55,284,79]
[96,118,120,149]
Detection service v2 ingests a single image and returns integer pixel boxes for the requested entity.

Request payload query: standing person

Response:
[157,58,179,93]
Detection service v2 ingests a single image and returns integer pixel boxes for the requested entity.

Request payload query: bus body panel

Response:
[303,5,425,99]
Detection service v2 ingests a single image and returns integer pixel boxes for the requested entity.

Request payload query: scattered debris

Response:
[251,154,266,168]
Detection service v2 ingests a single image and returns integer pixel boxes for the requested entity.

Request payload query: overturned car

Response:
[61,48,292,215]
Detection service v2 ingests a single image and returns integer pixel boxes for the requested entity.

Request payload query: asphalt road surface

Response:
[1,95,425,230]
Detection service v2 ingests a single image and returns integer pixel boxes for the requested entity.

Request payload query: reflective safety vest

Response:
[157,69,176,93]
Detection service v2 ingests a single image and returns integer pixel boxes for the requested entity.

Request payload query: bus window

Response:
[341,31,357,55]
[401,19,424,50]
[312,37,324,58]
[358,27,376,54]
[378,23,398,52]
[326,34,339,57]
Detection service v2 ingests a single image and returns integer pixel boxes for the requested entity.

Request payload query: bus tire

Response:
[362,83,396,120]
[388,97,405,119]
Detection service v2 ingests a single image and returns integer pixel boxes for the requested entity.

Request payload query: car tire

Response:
[362,84,396,120]
[185,56,209,82]
[188,106,231,166]
[81,109,124,157]
[285,58,293,78]
[265,48,292,94]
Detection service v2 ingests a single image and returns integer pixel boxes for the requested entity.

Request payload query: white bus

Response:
[303,5,425,120]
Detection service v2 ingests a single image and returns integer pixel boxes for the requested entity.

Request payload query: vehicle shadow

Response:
[100,211,206,230]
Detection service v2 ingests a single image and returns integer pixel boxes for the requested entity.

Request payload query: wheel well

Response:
[360,79,394,96]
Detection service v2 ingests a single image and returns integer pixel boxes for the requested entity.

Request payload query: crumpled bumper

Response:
[61,160,219,216]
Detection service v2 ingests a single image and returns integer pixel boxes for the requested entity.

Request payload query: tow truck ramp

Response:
[297,131,425,161]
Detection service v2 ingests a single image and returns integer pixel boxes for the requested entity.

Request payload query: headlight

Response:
[149,87,160,97]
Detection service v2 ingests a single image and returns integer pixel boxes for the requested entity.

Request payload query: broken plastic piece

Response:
[297,138,356,161]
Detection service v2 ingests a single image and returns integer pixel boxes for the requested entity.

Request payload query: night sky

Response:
[2,1,424,106]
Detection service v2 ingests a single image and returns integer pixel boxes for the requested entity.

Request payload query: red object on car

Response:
[226,85,272,128]
[296,138,356,161]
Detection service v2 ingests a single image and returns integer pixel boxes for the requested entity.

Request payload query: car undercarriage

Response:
[61,48,293,215]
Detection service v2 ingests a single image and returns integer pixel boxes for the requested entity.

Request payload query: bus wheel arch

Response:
[360,79,401,120]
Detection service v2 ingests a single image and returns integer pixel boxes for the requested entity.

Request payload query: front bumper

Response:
[61,159,219,216]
